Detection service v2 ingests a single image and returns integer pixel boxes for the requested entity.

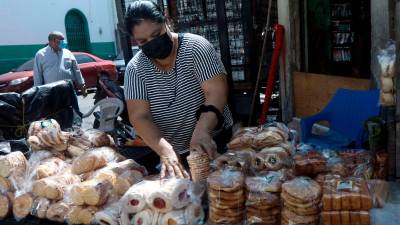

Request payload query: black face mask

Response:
[141,32,173,59]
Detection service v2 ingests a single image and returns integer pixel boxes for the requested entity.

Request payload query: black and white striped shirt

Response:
[124,33,233,154]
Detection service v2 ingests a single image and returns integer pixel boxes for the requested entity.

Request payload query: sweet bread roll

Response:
[94,202,121,225]
[71,147,120,175]
[147,179,191,212]
[13,193,33,220]
[185,203,204,225]
[31,197,50,219]
[34,157,68,179]
[70,179,112,206]
[0,176,12,192]
[67,205,98,225]
[132,209,154,225]
[161,210,186,225]
[121,181,154,213]
[0,193,12,219]
[32,173,81,200]
[0,151,27,178]
[46,201,70,222]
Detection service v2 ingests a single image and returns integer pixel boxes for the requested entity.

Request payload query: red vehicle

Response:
[0,52,118,93]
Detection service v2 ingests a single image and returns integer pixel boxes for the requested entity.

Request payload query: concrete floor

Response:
[370,182,400,225]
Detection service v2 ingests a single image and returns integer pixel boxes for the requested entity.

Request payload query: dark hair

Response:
[124,0,165,35]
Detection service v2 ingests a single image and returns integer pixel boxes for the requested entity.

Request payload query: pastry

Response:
[185,203,204,225]
[0,193,12,219]
[94,202,121,225]
[0,151,27,178]
[46,201,70,222]
[67,205,98,225]
[121,181,155,213]
[132,209,154,225]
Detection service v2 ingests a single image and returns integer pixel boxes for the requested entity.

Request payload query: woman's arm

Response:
[126,99,189,178]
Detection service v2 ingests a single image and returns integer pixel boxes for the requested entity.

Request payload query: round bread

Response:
[209,210,244,224]
[281,191,319,208]
[245,172,283,193]
[283,201,320,216]
[247,206,280,216]
[281,177,321,203]
[207,170,244,192]
[247,191,280,207]
[209,206,244,218]
[208,187,244,198]
[281,208,319,224]
[210,198,246,209]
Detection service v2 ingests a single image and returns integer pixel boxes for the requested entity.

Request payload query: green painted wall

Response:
[90,42,116,60]
[0,42,116,74]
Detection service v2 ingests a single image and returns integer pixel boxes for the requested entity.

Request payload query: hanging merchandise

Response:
[259,24,285,125]
[376,40,396,106]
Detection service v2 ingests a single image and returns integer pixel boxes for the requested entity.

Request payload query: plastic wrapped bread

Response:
[27,119,68,150]
[115,169,144,196]
[185,203,205,225]
[32,172,81,200]
[0,151,27,178]
[94,202,121,225]
[71,147,121,175]
[367,179,389,208]
[0,192,13,219]
[0,176,12,193]
[294,150,328,176]
[227,127,258,149]
[161,210,186,225]
[146,179,191,212]
[254,147,291,171]
[322,177,372,211]
[67,205,99,225]
[246,171,283,193]
[83,129,111,147]
[213,150,256,173]
[132,209,154,225]
[46,201,70,222]
[252,128,285,149]
[121,181,156,213]
[69,179,112,206]
[120,210,134,225]
[12,193,34,221]
[322,211,370,225]
[31,197,51,219]
[33,157,68,180]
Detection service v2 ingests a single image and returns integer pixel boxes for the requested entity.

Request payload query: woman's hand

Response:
[159,148,190,179]
[190,128,217,160]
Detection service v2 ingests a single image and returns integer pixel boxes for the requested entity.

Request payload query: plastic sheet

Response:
[322,177,372,211]
[212,150,255,174]
[367,179,389,208]
[94,201,121,225]
[207,169,245,225]
[30,197,51,219]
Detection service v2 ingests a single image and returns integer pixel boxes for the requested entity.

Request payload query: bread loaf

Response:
[32,172,81,200]
[31,197,50,219]
[67,205,98,225]
[46,201,70,222]
[0,176,12,193]
[0,193,12,219]
[13,193,33,220]
[33,157,68,180]
[71,147,120,175]
[70,179,112,206]
[0,151,27,178]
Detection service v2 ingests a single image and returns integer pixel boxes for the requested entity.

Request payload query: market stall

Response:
[0,118,393,225]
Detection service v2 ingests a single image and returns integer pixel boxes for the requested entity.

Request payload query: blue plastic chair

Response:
[300,89,380,149]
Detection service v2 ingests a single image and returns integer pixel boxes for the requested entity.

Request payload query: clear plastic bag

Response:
[94,201,121,225]
[66,178,113,206]
[212,150,256,174]
[207,169,245,225]
[0,142,11,155]
[322,177,372,211]
[367,179,389,208]
[27,119,69,151]
[293,150,328,176]
[322,210,370,225]
[377,40,396,78]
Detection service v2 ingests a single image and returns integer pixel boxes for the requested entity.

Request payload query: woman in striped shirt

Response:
[124,0,233,178]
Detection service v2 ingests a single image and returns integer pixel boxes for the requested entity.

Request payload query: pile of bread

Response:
[120,178,204,225]
[0,119,147,224]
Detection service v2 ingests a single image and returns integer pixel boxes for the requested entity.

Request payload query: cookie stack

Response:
[281,177,322,225]
[294,151,327,176]
[207,169,245,225]
[187,150,210,182]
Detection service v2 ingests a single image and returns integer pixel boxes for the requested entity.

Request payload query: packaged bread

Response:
[294,150,327,176]
[254,147,290,172]
[227,127,258,149]
[0,192,13,219]
[214,150,255,173]
[132,209,154,225]
[0,176,12,193]
[187,150,210,182]
[94,202,121,225]
[185,203,205,225]
[282,208,320,225]
[32,172,81,200]
[27,119,68,150]
[0,151,27,178]
[322,177,372,211]
[46,201,70,222]
[83,129,111,147]
[33,157,68,180]
[69,179,112,206]
[282,177,322,205]
[245,171,283,193]
[146,178,191,212]
[160,210,186,225]
[120,210,134,225]
[13,193,34,221]
[207,169,245,225]
[322,210,370,225]
[252,127,286,149]
[121,180,157,213]
[67,205,99,225]
[31,197,51,219]
[71,147,122,174]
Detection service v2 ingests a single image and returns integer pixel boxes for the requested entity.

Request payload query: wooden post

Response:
[277,0,301,123]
